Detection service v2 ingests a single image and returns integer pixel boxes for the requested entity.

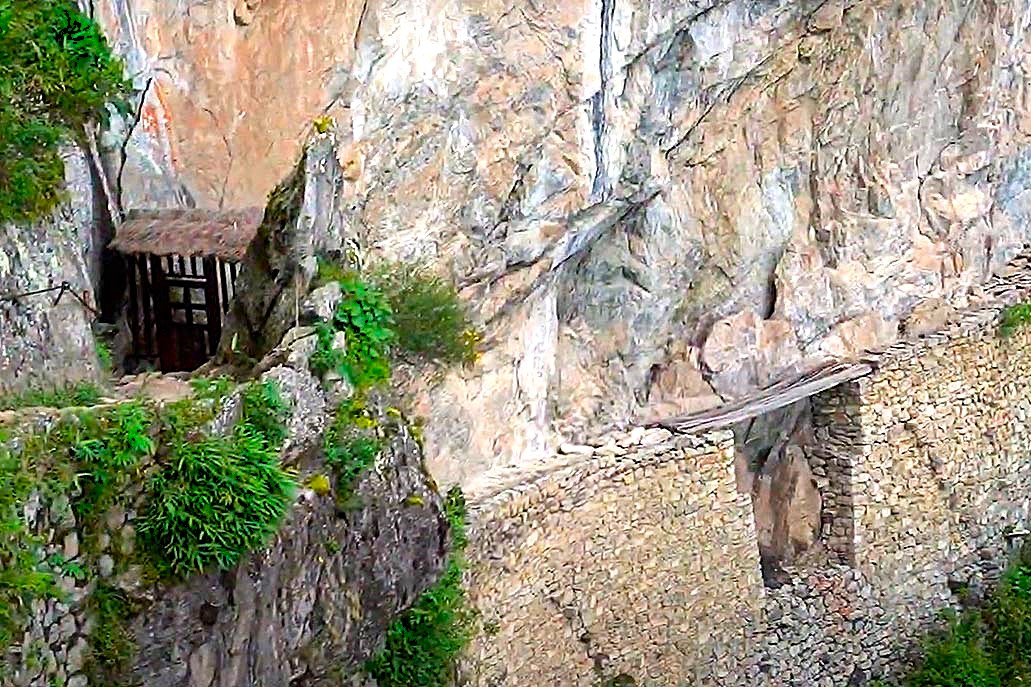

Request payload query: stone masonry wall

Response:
[2,365,449,687]
[463,260,1031,687]
[461,429,764,687]
[816,292,1031,628]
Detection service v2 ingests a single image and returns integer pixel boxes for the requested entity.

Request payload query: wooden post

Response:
[203,256,222,356]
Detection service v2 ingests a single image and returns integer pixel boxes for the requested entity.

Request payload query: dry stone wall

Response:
[2,365,449,687]
[462,429,763,687]
[813,281,1031,629]
[463,262,1031,686]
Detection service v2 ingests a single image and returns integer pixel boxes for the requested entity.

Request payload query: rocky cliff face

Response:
[0,147,101,394]
[90,0,1031,485]
[132,389,447,687]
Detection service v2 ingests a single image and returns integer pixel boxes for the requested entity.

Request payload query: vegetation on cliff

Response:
[0,0,130,223]
[999,303,1031,338]
[0,378,293,671]
[314,259,480,381]
[311,260,477,505]
[312,262,480,684]
[366,486,476,687]
[877,545,1031,687]
[2,251,479,681]
[138,381,295,578]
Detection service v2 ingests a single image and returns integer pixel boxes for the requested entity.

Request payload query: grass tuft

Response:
[891,543,1031,687]
[999,303,1031,338]
[368,262,480,367]
[0,381,102,411]
[137,381,296,578]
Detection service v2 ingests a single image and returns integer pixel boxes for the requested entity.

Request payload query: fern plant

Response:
[311,276,396,388]
[73,402,155,528]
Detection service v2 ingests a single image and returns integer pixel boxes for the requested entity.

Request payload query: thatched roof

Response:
[110,208,264,261]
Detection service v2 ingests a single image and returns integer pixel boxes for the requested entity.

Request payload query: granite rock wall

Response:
[84,0,1031,485]
[0,147,101,395]
[463,264,1031,686]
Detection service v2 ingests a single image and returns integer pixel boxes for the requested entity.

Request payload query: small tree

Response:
[0,0,130,223]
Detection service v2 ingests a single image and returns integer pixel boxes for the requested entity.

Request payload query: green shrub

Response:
[987,566,1031,683]
[138,381,296,578]
[365,487,476,687]
[311,276,395,388]
[893,551,1031,687]
[368,263,479,367]
[0,381,101,411]
[314,260,480,379]
[72,402,155,545]
[323,397,382,502]
[0,0,130,223]
[999,303,1031,338]
[905,613,1001,687]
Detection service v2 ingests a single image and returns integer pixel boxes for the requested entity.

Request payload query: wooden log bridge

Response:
[652,360,874,435]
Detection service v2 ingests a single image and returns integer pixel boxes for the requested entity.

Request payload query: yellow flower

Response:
[305,474,332,496]
[312,115,334,134]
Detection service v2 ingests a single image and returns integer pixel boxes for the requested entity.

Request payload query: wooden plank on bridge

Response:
[653,361,873,434]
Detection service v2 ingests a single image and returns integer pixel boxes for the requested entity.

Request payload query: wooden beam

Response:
[653,362,873,434]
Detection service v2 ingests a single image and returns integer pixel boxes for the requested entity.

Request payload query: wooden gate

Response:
[125,254,239,372]
[110,207,262,373]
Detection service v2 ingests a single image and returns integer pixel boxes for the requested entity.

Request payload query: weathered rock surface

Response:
[218,132,349,362]
[733,400,821,570]
[753,445,823,569]
[0,146,100,394]
[128,322,447,687]
[90,0,1031,484]
[130,402,447,687]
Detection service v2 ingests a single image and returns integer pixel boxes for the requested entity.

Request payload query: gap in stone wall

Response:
[732,399,827,587]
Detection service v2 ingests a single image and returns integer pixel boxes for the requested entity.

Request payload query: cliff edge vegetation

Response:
[0,0,128,223]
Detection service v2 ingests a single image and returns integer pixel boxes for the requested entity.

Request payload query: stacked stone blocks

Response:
[463,429,764,687]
